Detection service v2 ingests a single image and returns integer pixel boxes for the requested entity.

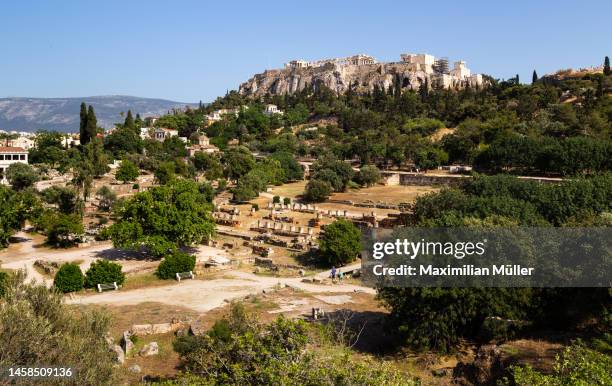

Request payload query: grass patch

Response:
[122,272,169,290]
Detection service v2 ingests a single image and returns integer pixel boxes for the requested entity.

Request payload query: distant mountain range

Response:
[0,95,196,132]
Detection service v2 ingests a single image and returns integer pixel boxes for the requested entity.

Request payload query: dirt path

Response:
[0,233,154,286]
[67,270,374,312]
[2,233,373,312]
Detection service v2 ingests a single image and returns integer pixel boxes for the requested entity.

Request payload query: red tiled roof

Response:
[0,146,27,153]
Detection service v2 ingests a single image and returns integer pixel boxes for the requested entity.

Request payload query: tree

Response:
[79,102,90,144]
[42,186,83,215]
[124,109,135,131]
[115,159,139,183]
[84,259,125,288]
[53,263,85,292]
[605,56,610,76]
[104,127,143,157]
[108,180,215,258]
[154,161,176,185]
[532,70,538,84]
[318,219,362,266]
[43,212,84,247]
[0,271,116,383]
[156,251,196,279]
[271,151,304,181]
[84,138,110,178]
[0,186,42,247]
[6,163,39,190]
[304,179,332,202]
[192,152,223,180]
[95,186,116,212]
[86,105,98,141]
[357,165,381,187]
[222,146,256,180]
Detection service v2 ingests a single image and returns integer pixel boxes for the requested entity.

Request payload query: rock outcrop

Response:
[239,62,429,97]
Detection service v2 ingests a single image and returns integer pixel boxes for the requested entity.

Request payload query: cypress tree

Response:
[134,113,143,128]
[515,74,520,84]
[86,105,98,140]
[605,56,610,76]
[124,110,135,131]
[79,102,89,144]
[532,70,538,84]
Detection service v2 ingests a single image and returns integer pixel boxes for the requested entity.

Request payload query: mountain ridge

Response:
[0,95,197,132]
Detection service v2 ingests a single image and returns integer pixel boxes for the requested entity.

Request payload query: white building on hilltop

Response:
[400,53,484,88]
[0,146,28,184]
[263,104,283,116]
[400,53,436,74]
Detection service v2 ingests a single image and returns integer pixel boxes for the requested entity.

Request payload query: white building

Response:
[140,127,152,140]
[6,136,35,150]
[400,53,436,74]
[0,146,28,184]
[263,104,283,116]
[154,128,179,142]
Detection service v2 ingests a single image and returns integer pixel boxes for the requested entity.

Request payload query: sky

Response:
[1,0,610,103]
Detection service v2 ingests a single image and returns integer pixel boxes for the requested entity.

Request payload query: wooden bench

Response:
[97,282,119,292]
[175,271,194,281]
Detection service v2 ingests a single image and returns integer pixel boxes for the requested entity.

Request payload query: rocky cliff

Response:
[239,62,432,97]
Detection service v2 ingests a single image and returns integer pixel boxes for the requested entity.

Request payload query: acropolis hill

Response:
[238,53,485,97]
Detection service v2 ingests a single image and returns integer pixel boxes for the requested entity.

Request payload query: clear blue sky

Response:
[1,0,609,102]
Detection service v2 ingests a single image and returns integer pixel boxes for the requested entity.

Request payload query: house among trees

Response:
[0,146,28,184]
[187,133,219,156]
[154,127,179,142]
[263,104,283,116]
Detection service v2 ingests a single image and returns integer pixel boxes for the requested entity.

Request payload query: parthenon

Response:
[285,54,377,70]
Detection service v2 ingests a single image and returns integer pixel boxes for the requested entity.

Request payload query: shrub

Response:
[272,195,281,204]
[501,342,612,385]
[132,183,139,190]
[172,303,413,385]
[115,159,139,183]
[84,260,125,288]
[1,272,116,384]
[157,251,196,279]
[358,165,381,187]
[283,197,291,205]
[53,263,84,293]
[252,203,259,211]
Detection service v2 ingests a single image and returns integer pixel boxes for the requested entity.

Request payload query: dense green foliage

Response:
[53,263,85,293]
[84,260,125,288]
[304,179,332,202]
[109,180,215,257]
[115,159,139,183]
[37,211,84,247]
[6,163,39,190]
[0,186,42,247]
[170,303,412,385]
[156,251,196,279]
[0,271,115,384]
[319,219,362,266]
[379,175,612,352]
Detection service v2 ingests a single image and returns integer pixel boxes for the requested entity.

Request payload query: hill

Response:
[0,95,196,132]
[238,53,484,97]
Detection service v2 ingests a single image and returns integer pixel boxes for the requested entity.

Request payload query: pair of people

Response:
[330,266,344,280]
